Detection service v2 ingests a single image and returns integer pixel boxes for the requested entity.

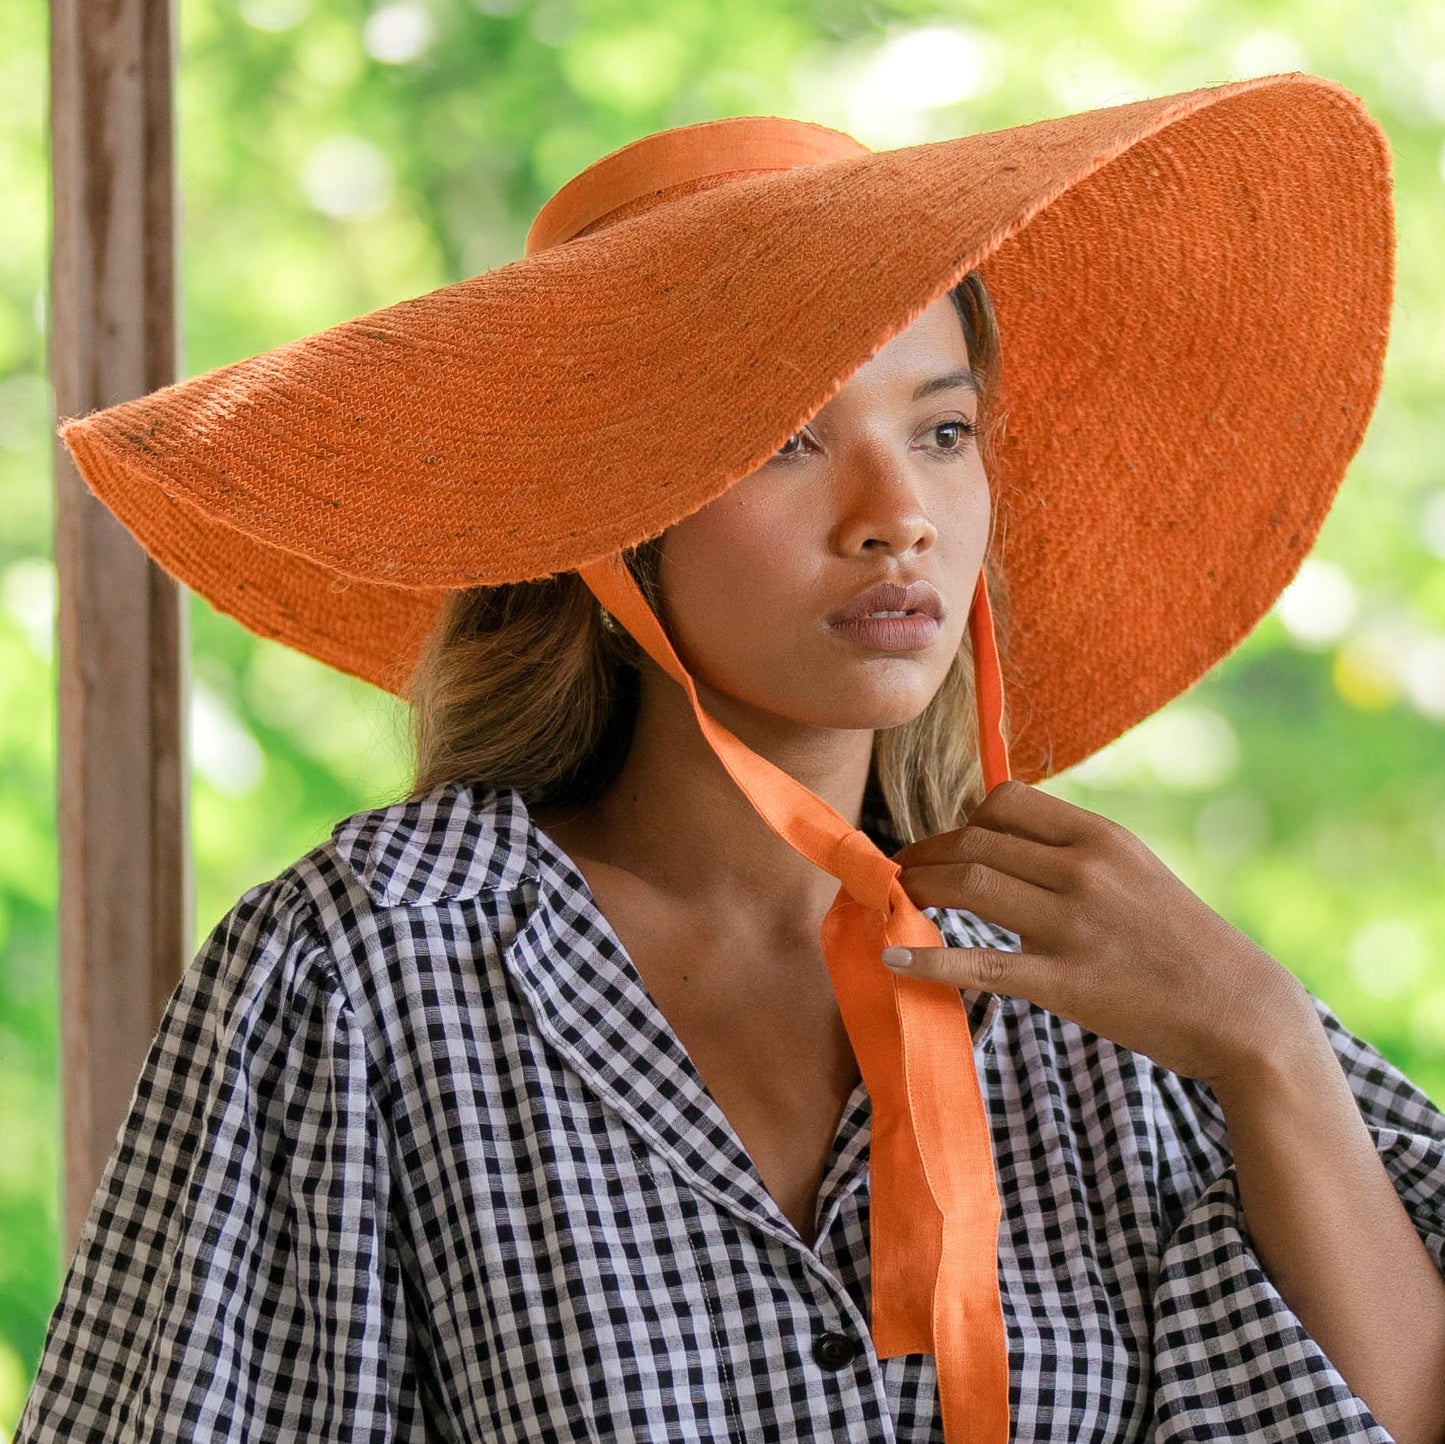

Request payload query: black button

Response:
[812,1330,858,1370]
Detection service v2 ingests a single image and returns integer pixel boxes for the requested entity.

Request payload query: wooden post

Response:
[49,0,190,1257]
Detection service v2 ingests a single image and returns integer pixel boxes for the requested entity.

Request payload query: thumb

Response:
[882,943,1041,1000]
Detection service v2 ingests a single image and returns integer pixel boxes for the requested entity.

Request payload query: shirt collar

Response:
[330,779,999,1044]
[330,780,538,907]
[330,778,909,911]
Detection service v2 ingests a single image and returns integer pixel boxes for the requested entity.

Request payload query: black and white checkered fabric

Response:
[16,781,1445,1441]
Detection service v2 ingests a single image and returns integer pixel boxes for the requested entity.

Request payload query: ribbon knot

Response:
[829,828,899,916]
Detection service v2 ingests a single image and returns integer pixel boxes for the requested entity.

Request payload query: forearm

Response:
[1211,989,1445,1444]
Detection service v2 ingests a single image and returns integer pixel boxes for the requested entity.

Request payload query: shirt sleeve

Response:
[1148,989,1445,1442]
[13,879,422,1444]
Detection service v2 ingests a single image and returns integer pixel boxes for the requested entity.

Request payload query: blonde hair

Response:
[404,272,1012,844]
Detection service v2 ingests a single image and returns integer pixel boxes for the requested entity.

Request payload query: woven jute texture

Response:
[56,71,1394,781]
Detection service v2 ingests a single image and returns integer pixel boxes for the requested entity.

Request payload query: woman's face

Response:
[656,293,992,734]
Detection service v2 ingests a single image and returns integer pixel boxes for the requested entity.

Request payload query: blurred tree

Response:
[3,0,1444,1428]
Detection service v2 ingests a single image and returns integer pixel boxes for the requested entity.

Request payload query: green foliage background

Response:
[3,0,1444,1428]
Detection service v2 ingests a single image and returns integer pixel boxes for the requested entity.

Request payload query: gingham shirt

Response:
[16,781,1445,1442]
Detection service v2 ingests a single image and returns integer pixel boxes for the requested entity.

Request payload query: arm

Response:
[882,778,1445,1439]
[12,881,415,1443]
[1212,992,1445,1444]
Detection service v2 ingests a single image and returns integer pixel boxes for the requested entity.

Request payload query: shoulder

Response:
[322,778,539,908]
[191,780,536,979]
[188,778,542,1001]
[182,782,540,1069]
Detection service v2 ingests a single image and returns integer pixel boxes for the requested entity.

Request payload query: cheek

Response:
[658,494,817,654]
[947,473,994,561]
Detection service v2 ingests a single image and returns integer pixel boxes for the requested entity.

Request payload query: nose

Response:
[830,444,939,557]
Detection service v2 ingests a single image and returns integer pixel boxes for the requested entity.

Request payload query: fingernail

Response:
[881,947,914,969]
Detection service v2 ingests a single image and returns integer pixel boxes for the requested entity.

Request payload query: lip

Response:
[826,578,946,654]
[828,613,942,651]
[826,578,945,627]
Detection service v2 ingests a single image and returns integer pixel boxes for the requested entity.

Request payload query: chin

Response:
[810,656,952,719]
[813,688,939,731]
[696,650,949,731]
[858,701,936,731]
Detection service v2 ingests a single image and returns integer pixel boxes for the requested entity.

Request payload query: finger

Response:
[966,778,1098,847]
[881,943,1058,1007]
[894,858,1057,939]
[892,822,1069,892]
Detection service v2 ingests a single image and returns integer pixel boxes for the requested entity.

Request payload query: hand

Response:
[881,779,1314,1086]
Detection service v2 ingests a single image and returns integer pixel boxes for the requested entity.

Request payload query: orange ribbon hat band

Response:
[579,554,1013,1444]
[524,116,870,255]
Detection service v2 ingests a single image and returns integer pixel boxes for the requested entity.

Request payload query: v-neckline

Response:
[523,809,875,1252]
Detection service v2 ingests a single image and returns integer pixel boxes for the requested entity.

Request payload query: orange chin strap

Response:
[577,554,1012,1444]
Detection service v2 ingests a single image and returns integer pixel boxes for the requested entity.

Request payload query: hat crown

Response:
[524,114,868,256]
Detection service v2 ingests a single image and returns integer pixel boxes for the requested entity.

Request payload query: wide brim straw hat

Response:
[57,71,1392,783]
[56,71,1394,1444]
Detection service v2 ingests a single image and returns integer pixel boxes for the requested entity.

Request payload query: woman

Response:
[18,80,1445,1443]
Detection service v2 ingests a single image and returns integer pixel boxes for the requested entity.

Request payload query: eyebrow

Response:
[912,369,981,401]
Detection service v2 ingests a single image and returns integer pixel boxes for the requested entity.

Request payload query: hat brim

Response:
[58,71,1393,779]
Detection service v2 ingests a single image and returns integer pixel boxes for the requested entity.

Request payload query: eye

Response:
[929,418,978,452]
[770,417,979,464]
[773,431,807,459]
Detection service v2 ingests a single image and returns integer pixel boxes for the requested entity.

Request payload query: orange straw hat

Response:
[56,71,1394,1444]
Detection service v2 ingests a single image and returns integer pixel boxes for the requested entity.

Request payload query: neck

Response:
[539,659,875,927]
